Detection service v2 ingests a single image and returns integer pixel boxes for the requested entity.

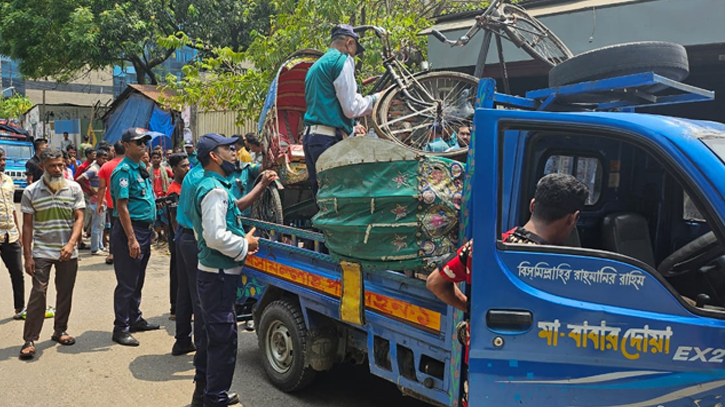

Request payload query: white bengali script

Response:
[517,261,646,290]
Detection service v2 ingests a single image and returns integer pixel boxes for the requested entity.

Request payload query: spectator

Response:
[244,133,264,166]
[77,149,109,254]
[66,146,81,174]
[233,135,252,163]
[165,153,189,324]
[0,148,26,320]
[61,132,73,151]
[141,151,150,168]
[19,147,85,359]
[78,135,93,160]
[96,141,125,265]
[62,150,74,180]
[25,138,48,185]
[184,141,198,167]
[74,147,96,178]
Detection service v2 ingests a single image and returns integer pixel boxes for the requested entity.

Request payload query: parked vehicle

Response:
[241,65,725,406]
[0,120,34,191]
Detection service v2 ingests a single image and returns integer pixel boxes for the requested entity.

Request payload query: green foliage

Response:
[163,0,481,125]
[0,0,273,84]
[0,94,34,119]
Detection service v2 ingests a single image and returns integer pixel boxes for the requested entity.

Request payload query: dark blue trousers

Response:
[112,221,153,333]
[303,132,340,197]
[174,228,199,347]
[196,269,240,407]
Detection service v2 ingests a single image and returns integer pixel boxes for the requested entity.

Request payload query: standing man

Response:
[188,134,274,407]
[109,128,159,346]
[25,138,48,185]
[150,150,173,243]
[233,135,252,164]
[165,154,189,324]
[97,141,125,265]
[184,140,198,167]
[0,148,26,320]
[244,133,264,166]
[66,146,81,174]
[78,135,93,160]
[61,132,73,151]
[19,147,85,359]
[303,24,381,196]
[77,149,109,254]
[74,148,96,178]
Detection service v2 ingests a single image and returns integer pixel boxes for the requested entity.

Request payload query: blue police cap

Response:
[197,133,239,158]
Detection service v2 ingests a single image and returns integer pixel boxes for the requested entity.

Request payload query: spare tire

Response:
[548,42,689,88]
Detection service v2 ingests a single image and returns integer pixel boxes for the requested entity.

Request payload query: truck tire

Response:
[548,42,689,88]
[258,300,316,392]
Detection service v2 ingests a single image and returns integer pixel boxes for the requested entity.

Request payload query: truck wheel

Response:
[548,42,689,87]
[258,300,316,392]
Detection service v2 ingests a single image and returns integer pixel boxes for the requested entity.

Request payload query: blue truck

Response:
[240,71,725,407]
[0,119,34,192]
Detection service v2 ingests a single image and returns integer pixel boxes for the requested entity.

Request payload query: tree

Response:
[162,0,483,123]
[0,94,33,119]
[0,0,273,84]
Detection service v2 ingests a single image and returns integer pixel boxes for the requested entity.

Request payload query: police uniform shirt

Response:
[110,156,156,223]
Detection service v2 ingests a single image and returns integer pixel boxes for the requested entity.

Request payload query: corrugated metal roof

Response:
[127,84,175,103]
[421,0,646,35]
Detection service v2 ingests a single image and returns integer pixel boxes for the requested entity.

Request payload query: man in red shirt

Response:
[74,148,96,178]
[97,141,125,265]
[426,173,588,407]
[150,151,173,198]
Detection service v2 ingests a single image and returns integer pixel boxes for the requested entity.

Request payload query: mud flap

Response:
[339,261,365,326]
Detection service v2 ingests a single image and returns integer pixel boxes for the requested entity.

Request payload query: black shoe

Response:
[171,340,196,356]
[191,381,205,407]
[129,319,160,332]
[111,331,139,346]
[228,391,240,405]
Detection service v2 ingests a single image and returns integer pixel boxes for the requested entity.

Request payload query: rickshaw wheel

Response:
[251,185,284,236]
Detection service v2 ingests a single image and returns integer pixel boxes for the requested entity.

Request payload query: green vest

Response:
[191,171,246,270]
[303,48,355,135]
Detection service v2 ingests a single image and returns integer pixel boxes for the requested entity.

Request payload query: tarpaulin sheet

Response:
[149,106,175,137]
[313,137,464,272]
[104,94,154,144]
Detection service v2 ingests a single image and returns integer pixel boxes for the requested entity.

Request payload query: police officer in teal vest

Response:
[109,128,161,347]
[188,133,269,407]
[303,24,382,196]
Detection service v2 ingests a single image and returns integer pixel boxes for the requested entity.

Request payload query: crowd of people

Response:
[5,127,272,407]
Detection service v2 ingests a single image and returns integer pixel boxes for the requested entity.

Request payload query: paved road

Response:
[0,230,430,407]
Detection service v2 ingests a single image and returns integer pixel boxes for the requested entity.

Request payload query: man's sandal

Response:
[105,255,113,265]
[19,341,35,359]
[51,332,76,346]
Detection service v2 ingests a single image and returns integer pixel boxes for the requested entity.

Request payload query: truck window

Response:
[543,154,602,205]
[500,127,725,316]
[4,145,32,159]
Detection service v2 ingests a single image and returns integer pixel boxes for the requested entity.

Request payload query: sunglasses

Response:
[134,139,148,146]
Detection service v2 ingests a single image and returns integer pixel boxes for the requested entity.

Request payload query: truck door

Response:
[467,110,725,407]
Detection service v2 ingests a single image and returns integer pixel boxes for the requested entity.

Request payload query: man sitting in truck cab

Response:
[426,173,588,407]
[427,173,589,310]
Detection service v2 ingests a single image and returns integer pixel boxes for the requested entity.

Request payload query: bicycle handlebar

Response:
[430,29,471,47]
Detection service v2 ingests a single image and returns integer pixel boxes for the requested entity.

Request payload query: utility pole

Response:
[42,89,46,139]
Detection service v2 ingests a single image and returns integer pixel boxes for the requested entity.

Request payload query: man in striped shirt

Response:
[18,147,85,359]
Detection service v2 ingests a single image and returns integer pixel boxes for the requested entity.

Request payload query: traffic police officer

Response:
[189,133,260,407]
[110,128,160,347]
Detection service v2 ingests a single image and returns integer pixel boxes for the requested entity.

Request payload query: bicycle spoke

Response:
[380,105,436,128]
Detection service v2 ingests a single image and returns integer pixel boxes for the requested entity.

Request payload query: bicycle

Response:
[356,25,480,158]
[368,0,572,157]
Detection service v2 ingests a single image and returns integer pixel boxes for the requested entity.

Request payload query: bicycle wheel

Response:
[372,71,478,158]
[499,4,572,67]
